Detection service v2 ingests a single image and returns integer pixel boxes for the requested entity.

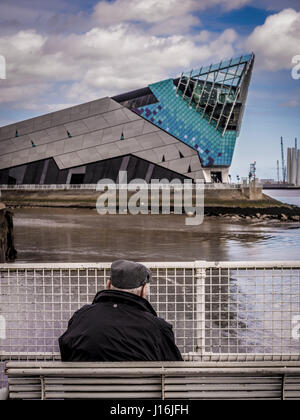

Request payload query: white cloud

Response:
[93,0,251,34]
[63,25,239,99]
[246,8,300,71]
[0,24,239,110]
[0,82,49,104]
[204,0,251,11]
[149,15,201,36]
[0,0,90,36]
[0,29,86,88]
[8,30,46,52]
[92,0,202,37]
[0,0,252,117]
[93,0,197,25]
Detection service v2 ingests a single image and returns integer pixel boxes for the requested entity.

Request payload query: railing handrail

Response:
[1,261,300,269]
[0,183,260,190]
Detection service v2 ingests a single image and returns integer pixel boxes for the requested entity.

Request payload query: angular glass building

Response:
[0,53,254,185]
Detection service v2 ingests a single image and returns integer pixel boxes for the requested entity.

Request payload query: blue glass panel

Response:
[133,79,237,167]
[221,59,232,68]
[230,56,242,66]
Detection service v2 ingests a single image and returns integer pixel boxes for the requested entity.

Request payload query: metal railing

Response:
[1,261,300,387]
[0,183,259,191]
[204,183,242,189]
[0,184,100,190]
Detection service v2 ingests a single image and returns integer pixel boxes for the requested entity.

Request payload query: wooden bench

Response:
[5,361,300,400]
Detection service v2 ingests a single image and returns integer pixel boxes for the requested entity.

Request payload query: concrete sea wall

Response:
[1,186,300,222]
[1,186,265,208]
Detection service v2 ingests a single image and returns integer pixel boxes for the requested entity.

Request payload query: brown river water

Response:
[13,196,300,263]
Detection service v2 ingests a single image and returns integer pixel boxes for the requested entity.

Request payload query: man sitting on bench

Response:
[59,260,182,361]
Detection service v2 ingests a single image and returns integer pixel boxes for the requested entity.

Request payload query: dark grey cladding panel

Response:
[151,164,186,182]
[56,168,69,185]
[0,97,122,143]
[82,155,187,183]
[125,156,148,181]
[0,168,9,184]
[84,156,124,183]
[0,99,204,182]
[43,159,59,184]
[0,95,201,181]
[0,100,146,171]
[112,87,152,103]
[113,88,158,110]
[83,162,98,184]
[8,165,27,184]
[0,155,189,185]
[23,160,45,184]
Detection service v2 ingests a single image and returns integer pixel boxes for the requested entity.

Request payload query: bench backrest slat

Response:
[5,362,300,400]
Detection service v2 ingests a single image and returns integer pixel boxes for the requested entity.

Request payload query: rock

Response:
[256,213,261,218]
[291,215,300,222]
[261,214,269,219]
[280,214,288,221]
[245,216,252,221]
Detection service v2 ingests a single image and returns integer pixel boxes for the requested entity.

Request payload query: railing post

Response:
[281,374,286,401]
[41,376,45,400]
[161,373,165,400]
[195,261,206,359]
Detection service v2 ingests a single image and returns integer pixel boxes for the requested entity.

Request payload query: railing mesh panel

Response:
[1,263,300,387]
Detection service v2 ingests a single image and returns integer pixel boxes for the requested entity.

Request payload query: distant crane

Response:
[249,161,256,181]
[296,138,298,186]
[277,160,280,184]
[281,137,286,183]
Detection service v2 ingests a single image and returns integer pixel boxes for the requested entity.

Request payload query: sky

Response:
[0,0,300,180]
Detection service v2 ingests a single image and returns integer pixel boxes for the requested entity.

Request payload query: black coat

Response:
[59,290,183,362]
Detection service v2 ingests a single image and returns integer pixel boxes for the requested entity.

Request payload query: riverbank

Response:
[205,193,300,221]
[205,206,300,222]
[1,189,300,222]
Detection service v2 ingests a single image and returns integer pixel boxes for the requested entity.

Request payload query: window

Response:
[211,171,222,183]
[70,174,85,184]
[8,176,17,185]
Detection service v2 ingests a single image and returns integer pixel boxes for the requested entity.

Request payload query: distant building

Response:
[260,179,276,184]
[287,147,300,186]
[0,54,254,185]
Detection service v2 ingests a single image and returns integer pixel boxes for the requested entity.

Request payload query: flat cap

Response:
[110,260,152,289]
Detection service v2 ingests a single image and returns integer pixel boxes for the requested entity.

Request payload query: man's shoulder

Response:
[157,316,174,331]
[72,304,93,319]
[145,312,173,333]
